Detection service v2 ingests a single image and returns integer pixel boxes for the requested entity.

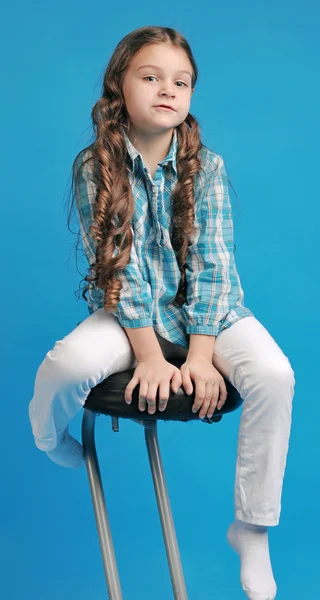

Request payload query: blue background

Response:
[2,0,319,598]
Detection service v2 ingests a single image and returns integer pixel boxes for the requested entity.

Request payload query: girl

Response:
[29,25,295,600]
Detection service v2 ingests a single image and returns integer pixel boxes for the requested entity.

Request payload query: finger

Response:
[199,399,212,419]
[158,381,170,412]
[192,379,205,413]
[206,383,221,418]
[199,381,216,419]
[146,382,158,414]
[181,369,193,395]
[138,381,149,412]
[171,370,182,394]
[217,380,228,410]
[125,377,139,404]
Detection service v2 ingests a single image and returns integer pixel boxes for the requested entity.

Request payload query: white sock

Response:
[45,428,85,470]
[227,519,277,600]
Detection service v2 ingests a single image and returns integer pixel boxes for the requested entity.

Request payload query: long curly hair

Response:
[66,25,222,313]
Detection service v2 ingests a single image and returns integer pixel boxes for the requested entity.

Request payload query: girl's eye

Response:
[143,76,187,87]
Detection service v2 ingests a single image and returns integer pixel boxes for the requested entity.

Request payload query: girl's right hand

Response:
[124,355,183,414]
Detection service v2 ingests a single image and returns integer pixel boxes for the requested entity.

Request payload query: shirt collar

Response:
[122,127,178,176]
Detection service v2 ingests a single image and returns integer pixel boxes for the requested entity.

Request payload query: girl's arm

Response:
[73,148,154,327]
[188,333,216,361]
[123,326,163,360]
[182,155,245,340]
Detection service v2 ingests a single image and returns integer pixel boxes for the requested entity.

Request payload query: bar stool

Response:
[80,328,243,599]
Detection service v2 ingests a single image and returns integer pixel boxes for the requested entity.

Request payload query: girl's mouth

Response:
[154,105,175,111]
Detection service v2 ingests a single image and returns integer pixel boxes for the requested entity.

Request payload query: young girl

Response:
[29,25,295,600]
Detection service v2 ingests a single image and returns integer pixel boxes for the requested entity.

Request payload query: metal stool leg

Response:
[144,422,188,599]
[82,411,188,598]
[82,409,123,599]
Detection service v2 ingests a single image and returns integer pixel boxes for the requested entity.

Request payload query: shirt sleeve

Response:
[73,149,154,328]
[182,155,246,337]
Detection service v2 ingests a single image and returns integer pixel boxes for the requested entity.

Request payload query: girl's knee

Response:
[262,356,295,387]
[237,355,295,397]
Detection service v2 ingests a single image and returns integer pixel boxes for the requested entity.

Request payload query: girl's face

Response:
[122,43,194,136]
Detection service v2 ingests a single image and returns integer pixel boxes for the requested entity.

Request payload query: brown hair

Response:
[67,25,211,312]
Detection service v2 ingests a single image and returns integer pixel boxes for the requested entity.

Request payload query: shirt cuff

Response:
[116,316,154,328]
[186,324,220,336]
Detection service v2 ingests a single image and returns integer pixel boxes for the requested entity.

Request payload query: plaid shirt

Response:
[73,128,254,348]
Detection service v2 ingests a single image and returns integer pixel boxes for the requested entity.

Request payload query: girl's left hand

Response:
[180,358,228,419]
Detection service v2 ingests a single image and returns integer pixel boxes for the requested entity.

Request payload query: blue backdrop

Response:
[2,1,319,598]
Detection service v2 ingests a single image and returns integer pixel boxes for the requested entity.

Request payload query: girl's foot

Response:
[227,519,277,599]
[46,428,85,469]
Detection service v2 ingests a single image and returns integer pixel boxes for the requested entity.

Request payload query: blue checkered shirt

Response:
[73,128,254,348]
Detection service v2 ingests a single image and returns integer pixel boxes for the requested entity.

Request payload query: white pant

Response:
[29,309,295,526]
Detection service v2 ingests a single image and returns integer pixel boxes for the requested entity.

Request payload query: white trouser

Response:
[29,309,295,526]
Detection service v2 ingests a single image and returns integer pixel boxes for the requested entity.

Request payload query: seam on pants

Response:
[234,362,251,518]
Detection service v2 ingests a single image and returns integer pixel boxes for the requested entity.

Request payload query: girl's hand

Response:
[180,358,228,419]
[124,355,182,414]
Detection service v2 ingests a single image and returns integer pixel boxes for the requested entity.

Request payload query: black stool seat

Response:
[84,356,242,423]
